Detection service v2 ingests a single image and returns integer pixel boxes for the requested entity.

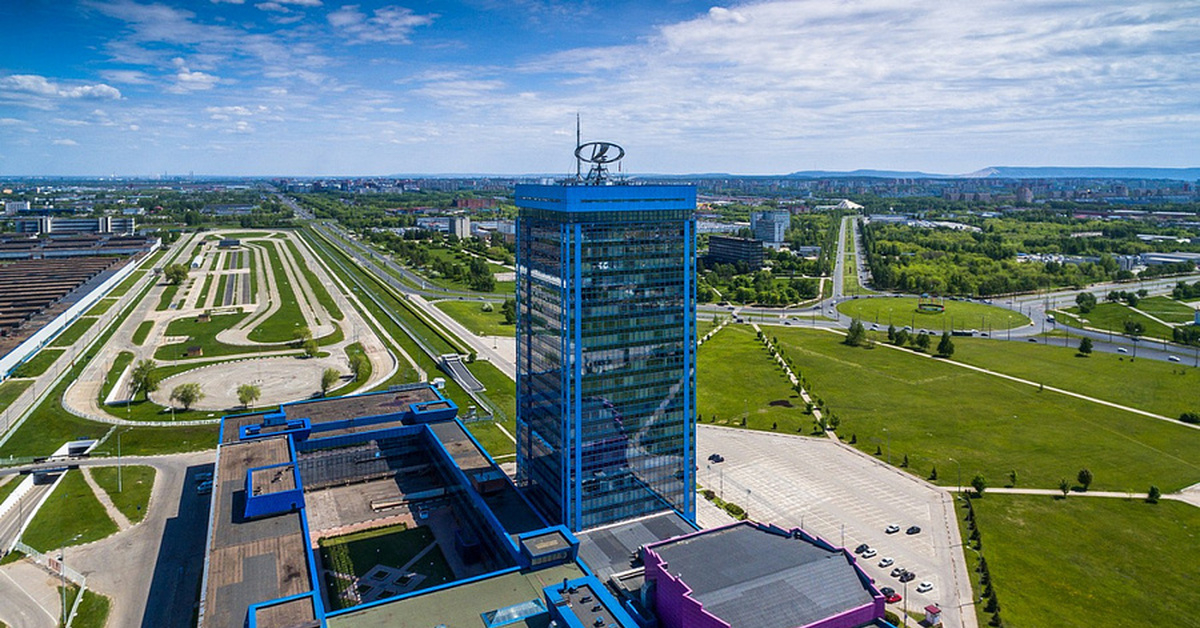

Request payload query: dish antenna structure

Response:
[574,116,624,185]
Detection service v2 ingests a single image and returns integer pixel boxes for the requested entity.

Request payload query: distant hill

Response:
[785,169,948,179]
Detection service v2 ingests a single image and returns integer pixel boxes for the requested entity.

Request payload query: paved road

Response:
[0,559,61,628]
[0,478,56,551]
[697,425,977,628]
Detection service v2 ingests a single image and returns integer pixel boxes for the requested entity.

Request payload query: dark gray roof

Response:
[577,511,696,580]
[651,524,874,628]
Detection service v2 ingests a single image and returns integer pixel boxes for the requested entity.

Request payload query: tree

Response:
[129,359,160,401]
[887,324,896,343]
[1147,485,1161,504]
[501,298,516,325]
[971,473,987,496]
[163,263,189,285]
[320,367,341,396]
[292,325,313,348]
[170,382,203,411]
[303,338,319,358]
[929,465,938,481]
[349,353,369,381]
[893,329,910,346]
[915,332,931,352]
[1123,320,1144,337]
[936,332,955,357]
[1077,468,1093,492]
[1075,291,1096,314]
[844,319,866,346]
[1007,470,1017,487]
[237,383,261,408]
[1059,478,1070,497]
[1078,337,1093,356]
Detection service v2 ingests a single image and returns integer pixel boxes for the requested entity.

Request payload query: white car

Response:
[861,548,877,559]
[1117,347,1128,354]
[916,582,934,593]
[1168,355,1181,362]
[885,524,901,534]
[879,557,894,568]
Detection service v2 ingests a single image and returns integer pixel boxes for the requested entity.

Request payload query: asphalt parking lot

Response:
[696,425,975,628]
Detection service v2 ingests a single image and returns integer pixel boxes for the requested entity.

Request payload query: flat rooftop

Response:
[292,387,441,425]
[325,563,585,628]
[202,436,314,628]
[577,511,696,581]
[650,523,875,628]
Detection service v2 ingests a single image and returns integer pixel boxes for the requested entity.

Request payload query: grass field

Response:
[318,524,453,610]
[0,474,23,504]
[837,297,1031,331]
[196,274,214,307]
[156,281,181,311]
[72,589,111,628]
[9,349,64,378]
[1065,302,1173,340]
[214,273,229,306]
[85,298,118,316]
[463,360,516,458]
[285,239,344,321]
[155,312,292,361]
[100,351,135,403]
[0,379,31,414]
[950,337,1200,420]
[698,326,807,432]
[335,343,372,397]
[962,494,1196,628]
[434,300,514,337]
[51,317,98,347]
[771,327,1200,491]
[107,270,146,298]
[1136,296,1196,324]
[248,240,308,343]
[91,465,155,524]
[22,470,118,552]
[132,320,153,346]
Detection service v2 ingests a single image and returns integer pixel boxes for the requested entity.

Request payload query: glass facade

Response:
[515,184,697,531]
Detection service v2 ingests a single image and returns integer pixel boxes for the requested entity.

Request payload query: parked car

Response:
[879,557,894,568]
[890,567,905,578]
[906,526,922,535]
[885,524,900,534]
[1168,355,1181,362]
[861,548,877,559]
[916,581,934,593]
[880,586,895,597]
[854,543,869,555]
[708,453,725,463]
[885,592,902,603]
[1117,347,1129,354]
[900,572,916,583]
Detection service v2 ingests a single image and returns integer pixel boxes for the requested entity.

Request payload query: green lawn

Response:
[837,297,1031,331]
[336,343,372,396]
[85,298,118,316]
[434,300,514,337]
[196,274,214,307]
[285,239,344,320]
[72,589,111,628]
[1065,302,1173,340]
[698,326,807,432]
[962,494,1196,628]
[951,337,1200,420]
[463,360,516,458]
[155,312,294,361]
[318,524,453,610]
[107,270,145,298]
[132,320,153,346]
[22,470,118,552]
[214,273,230,306]
[9,349,64,378]
[772,327,1200,491]
[248,240,309,342]
[99,351,135,403]
[50,317,98,347]
[156,282,181,311]
[90,465,155,524]
[0,474,23,504]
[1136,296,1196,324]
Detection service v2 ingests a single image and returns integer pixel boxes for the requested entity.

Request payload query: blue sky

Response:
[2,0,1198,176]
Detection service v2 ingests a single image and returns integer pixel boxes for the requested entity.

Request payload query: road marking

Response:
[1,568,58,622]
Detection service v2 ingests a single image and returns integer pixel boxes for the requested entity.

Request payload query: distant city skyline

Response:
[2,0,1198,176]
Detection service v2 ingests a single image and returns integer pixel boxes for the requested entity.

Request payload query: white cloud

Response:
[52,138,79,146]
[0,75,122,100]
[99,69,153,85]
[328,5,436,44]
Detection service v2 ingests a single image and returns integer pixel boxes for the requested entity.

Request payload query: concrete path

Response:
[410,294,516,380]
[80,467,132,531]
[0,559,61,628]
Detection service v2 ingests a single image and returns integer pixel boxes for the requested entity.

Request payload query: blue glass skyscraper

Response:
[515,181,697,531]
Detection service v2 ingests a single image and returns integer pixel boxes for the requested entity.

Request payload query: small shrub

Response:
[1147,485,1161,504]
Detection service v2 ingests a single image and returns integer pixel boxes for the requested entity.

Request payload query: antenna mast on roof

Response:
[575,113,582,182]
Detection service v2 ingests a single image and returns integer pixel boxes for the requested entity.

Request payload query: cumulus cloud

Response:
[328,5,436,44]
[52,138,79,146]
[0,75,122,100]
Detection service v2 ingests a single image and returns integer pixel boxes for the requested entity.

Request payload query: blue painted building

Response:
[514,182,698,531]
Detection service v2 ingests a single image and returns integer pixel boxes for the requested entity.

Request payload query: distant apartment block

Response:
[3,200,30,214]
[13,216,136,235]
[750,210,790,248]
[453,197,498,210]
[202,203,256,216]
[707,235,765,268]
[450,215,472,239]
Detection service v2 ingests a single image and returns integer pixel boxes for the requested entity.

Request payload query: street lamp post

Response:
[948,457,961,494]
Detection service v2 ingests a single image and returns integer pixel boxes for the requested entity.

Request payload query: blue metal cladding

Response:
[516,184,697,531]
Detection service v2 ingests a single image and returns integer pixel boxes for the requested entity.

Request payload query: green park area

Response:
[318,524,453,610]
[85,298,118,316]
[9,349,64,378]
[132,320,153,346]
[769,327,1200,492]
[248,240,309,343]
[50,317,98,348]
[155,311,298,360]
[837,297,1030,331]
[950,337,1200,420]
[698,326,805,432]
[961,494,1196,628]
[1137,295,1197,324]
[22,470,117,552]
[1064,302,1173,340]
[434,300,514,337]
[91,465,156,524]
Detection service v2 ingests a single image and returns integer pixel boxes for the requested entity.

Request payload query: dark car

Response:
[880,587,902,603]
[708,453,725,463]
[900,571,916,583]
[854,543,869,555]
[906,526,922,535]
[880,587,895,597]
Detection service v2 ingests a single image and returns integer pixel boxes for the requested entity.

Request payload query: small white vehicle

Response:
[916,582,934,593]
